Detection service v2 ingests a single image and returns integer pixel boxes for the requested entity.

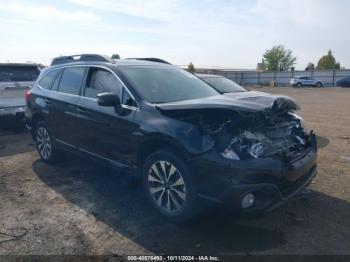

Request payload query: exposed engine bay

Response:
[215,112,309,160]
[161,104,311,161]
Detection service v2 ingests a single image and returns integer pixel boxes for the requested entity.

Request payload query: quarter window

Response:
[38,70,60,90]
[84,67,122,98]
[51,70,62,91]
[58,67,85,95]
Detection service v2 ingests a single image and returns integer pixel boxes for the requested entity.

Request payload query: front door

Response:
[75,67,139,166]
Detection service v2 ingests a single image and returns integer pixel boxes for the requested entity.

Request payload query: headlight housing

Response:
[290,113,308,132]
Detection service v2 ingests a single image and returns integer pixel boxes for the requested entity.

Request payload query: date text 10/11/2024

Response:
[127,255,220,261]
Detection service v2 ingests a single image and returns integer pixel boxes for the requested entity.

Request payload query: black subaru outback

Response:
[25,54,317,221]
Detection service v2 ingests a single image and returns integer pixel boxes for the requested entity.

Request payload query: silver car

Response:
[290,76,324,87]
[0,63,40,118]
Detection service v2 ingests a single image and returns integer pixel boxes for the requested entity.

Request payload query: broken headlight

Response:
[222,148,240,160]
[220,131,268,160]
[290,113,308,132]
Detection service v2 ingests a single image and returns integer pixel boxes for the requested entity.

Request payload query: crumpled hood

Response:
[156,91,299,113]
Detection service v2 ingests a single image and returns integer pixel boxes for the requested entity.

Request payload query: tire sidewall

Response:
[142,149,197,221]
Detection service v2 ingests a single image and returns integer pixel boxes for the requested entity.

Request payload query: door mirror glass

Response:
[96,93,120,107]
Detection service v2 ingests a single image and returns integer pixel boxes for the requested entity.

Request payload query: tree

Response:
[111,54,120,59]
[262,45,296,71]
[305,62,315,71]
[256,59,266,72]
[187,62,195,73]
[316,50,340,70]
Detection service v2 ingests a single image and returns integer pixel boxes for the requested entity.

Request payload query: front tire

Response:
[142,149,198,221]
[296,82,302,88]
[316,82,323,87]
[34,121,60,163]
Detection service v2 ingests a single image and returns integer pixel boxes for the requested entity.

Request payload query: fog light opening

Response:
[241,193,255,209]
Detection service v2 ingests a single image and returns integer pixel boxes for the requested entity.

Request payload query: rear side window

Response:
[51,70,63,91]
[38,70,61,90]
[84,67,122,98]
[0,66,40,82]
[58,67,85,95]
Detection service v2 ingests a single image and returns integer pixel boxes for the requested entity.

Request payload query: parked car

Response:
[25,54,317,221]
[196,74,246,93]
[290,76,324,87]
[0,63,40,118]
[336,77,350,88]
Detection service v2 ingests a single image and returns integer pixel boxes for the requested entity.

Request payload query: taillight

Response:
[24,89,32,103]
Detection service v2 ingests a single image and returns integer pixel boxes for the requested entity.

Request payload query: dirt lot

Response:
[0,87,349,256]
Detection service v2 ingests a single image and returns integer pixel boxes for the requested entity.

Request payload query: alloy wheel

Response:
[36,126,52,160]
[147,161,187,213]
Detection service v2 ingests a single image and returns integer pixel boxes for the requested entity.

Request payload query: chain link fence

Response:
[197,69,350,87]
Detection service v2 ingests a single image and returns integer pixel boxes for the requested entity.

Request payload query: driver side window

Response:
[84,67,122,99]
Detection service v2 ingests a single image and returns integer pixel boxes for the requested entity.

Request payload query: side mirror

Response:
[96,93,120,107]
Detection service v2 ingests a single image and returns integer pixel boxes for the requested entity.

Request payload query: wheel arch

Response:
[30,113,45,138]
[136,135,191,176]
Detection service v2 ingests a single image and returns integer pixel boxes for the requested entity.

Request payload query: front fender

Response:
[139,116,214,157]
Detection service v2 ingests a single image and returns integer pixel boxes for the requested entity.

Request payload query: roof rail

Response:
[51,54,115,66]
[126,57,171,65]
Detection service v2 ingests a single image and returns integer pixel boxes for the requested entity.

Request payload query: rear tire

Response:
[34,121,60,163]
[142,149,198,222]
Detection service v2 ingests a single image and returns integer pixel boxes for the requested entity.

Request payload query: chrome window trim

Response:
[36,64,140,111]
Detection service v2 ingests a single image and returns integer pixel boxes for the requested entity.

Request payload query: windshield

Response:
[201,76,246,93]
[0,66,40,82]
[119,66,219,103]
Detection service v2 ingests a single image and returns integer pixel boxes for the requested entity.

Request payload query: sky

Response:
[0,0,348,69]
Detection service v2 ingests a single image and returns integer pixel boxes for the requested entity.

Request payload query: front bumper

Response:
[189,133,318,214]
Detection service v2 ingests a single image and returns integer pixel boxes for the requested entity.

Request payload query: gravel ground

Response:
[0,87,349,256]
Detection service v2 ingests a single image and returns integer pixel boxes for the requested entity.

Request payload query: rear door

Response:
[299,77,307,85]
[75,66,138,166]
[34,68,63,130]
[48,67,86,146]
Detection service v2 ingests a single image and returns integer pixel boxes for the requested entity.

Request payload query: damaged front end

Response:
[160,95,312,163]
[157,94,317,213]
[220,113,311,162]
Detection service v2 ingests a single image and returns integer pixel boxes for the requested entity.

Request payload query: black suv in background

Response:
[25,55,317,221]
